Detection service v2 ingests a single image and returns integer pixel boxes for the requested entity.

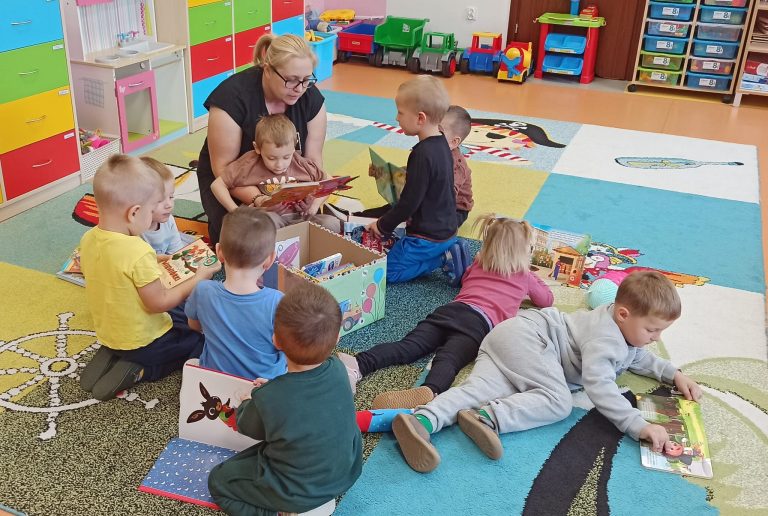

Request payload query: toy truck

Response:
[408,31,459,77]
[337,22,380,64]
[460,32,503,75]
[497,41,533,83]
[372,16,428,68]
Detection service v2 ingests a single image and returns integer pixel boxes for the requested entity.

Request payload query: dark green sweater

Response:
[208,356,363,515]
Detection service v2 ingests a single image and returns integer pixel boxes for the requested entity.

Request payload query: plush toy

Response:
[586,269,629,309]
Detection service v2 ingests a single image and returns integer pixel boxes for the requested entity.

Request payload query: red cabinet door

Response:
[1,130,79,200]
[271,0,302,22]
[190,35,235,82]
[235,25,271,68]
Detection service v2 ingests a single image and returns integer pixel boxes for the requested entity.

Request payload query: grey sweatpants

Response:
[415,312,573,434]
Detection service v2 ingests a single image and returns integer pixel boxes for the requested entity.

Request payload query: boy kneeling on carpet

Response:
[392,271,703,473]
[79,155,220,401]
[208,282,362,515]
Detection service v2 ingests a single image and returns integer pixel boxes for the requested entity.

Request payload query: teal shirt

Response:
[208,357,363,515]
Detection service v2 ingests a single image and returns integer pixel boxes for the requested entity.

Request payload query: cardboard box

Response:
[264,222,387,336]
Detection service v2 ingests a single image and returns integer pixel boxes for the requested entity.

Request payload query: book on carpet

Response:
[159,239,218,288]
[56,249,85,287]
[529,223,591,288]
[369,148,407,206]
[257,176,356,207]
[636,393,713,479]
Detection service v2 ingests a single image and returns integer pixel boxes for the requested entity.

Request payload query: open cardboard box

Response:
[264,222,387,336]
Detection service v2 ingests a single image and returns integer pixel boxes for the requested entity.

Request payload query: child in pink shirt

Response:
[338,215,553,408]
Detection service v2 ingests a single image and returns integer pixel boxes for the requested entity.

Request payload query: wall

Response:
[386,0,510,48]
[321,0,387,18]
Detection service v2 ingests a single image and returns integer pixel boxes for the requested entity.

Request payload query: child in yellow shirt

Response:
[78,155,221,401]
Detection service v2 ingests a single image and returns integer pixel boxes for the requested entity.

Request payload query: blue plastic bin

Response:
[691,38,739,58]
[685,71,733,90]
[648,2,695,21]
[309,32,337,82]
[643,35,687,54]
[544,34,587,54]
[696,22,742,42]
[699,6,747,25]
[647,20,691,38]
[542,55,584,75]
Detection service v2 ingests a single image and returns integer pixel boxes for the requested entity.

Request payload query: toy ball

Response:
[587,278,619,310]
[505,47,522,61]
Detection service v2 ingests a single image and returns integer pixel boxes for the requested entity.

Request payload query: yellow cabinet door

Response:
[0,87,75,154]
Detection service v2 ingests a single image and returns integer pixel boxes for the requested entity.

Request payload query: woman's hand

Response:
[265,202,293,216]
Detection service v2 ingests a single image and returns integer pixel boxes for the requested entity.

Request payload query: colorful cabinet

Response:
[0,0,80,212]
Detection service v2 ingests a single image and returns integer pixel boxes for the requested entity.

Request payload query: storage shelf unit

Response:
[733,0,768,105]
[628,0,756,103]
[534,13,606,84]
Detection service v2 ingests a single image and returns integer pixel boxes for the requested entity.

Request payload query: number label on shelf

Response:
[653,56,671,66]
[706,45,724,54]
[659,23,676,33]
[699,78,717,87]
[662,7,680,16]
[651,71,668,81]
[712,11,731,21]
[703,61,721,71]
[657,40,674,50]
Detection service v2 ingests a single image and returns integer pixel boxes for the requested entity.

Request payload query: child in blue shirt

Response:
[367,76,469,285]
[185,206,286,380]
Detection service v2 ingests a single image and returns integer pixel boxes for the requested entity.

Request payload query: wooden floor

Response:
[323,62,768,296]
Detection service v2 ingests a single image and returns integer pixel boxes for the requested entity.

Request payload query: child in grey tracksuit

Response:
[391,271,703,473]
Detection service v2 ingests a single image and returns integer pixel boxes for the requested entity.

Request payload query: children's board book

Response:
[257,176,356,207]
[636,393,713,479]
[159,239,218,288]
[56,249,85,287]
[301,252,342,277]
[369,148,407,206]
[529,223,591,288]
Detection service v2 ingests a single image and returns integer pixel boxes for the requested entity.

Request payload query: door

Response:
[115,70,159,153]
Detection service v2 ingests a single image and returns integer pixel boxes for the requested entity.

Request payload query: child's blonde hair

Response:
[219,206,276,269]
[93,154,161,210]
[615,271,681,320]
[253,33,317,69]
[254,114,297,149]
[442,105,472,141]
[397,76,450,124]
[274,282,341,365]
[472,214,533,276]
[140,156,174,183]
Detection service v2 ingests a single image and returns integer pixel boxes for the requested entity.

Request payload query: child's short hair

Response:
[219,206,276,269]
[397,76,450,124]
[274,283,341,365]
[473,214,533,276]
[93,154,162,210]
[442,105,472,141]
[254,114,297,149]
[140,156,174,183]
[615,271,681,320]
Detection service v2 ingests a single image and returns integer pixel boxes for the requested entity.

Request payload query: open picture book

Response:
[529,223,591,288]
[369,148,407,206]
[636,393,713,479]
[257,176,356,207]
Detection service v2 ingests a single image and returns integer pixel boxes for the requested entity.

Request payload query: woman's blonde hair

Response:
[473,214,533,276]
[253,33,317,69]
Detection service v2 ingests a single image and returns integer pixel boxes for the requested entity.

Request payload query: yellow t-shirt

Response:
[79,227,172,350]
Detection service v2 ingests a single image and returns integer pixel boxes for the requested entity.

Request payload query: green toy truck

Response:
[408,31,459,77]
[372,16,429,68]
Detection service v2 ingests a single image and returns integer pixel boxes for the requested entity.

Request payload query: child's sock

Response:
[414,414,434,433]
[478,409,492,421]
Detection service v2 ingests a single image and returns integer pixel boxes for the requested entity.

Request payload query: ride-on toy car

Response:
[497,41,533,83]
[408,32,459,77]
[460,32,503,75]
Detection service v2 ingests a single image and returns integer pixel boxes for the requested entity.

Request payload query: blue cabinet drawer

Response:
[0,0,63,52]
[191,70,233,118]
[271,15,303,37]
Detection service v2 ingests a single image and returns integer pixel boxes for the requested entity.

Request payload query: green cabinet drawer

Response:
[234,0,271,32]
[0,39,69,104]
[189,1,233,46]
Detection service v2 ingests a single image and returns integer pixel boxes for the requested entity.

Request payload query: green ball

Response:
[587,278,618,310]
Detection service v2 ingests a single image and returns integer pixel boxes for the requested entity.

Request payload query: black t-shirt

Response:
[196,66,325,184]
[378,134,458,241]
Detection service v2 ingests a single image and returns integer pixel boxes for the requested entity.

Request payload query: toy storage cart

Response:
[534,13,606,84]
[627,0,756,103]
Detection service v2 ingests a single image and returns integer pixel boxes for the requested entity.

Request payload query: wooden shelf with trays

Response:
[733,0,768,105]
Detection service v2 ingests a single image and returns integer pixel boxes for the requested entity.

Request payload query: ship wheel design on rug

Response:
[0,312,158,441]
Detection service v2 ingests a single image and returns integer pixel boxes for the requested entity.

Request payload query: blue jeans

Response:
[386,235,456,283]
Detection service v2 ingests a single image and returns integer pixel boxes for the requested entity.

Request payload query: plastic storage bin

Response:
[647,20,691,38]
[338,22,380,60]
[685,71,732,90]
[696,23,742,42]
[648,2,695,21]
[643,35,688,54]
[544,34,587,54]
[689,56,735,74]
[637,67,682,85]
[703,0,747,7]
[639,51,684,70]
[692,38,739,58]
[542,55,584,75]
[699,6,747,25]
[308,32,337,82]
[654,0,694,3]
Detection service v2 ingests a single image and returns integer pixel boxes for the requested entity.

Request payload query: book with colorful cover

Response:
[257,176,356,207]
[301,253,343,277]
[529,223,591,288]
[636,393,713,479]
[369,148,407,206]
[159,239,218,288]
[56,249,85,287]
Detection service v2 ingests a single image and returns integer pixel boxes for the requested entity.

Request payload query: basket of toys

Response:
[79,129,121,180]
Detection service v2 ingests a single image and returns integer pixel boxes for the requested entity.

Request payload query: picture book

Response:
[56,249,85,287]
[159,239,218,288]
[301,252,342,277]
[369,148,407,206]
[636,393,713,479]
[529,223,591,288]
[257,176,356,207]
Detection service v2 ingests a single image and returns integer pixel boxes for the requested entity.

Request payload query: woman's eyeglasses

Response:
[272,67,318,90]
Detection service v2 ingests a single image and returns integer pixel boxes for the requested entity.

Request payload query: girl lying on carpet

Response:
[339,214,554,409]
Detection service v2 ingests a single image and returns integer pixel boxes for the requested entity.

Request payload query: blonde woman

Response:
[196,34,327,244]
[339,215,553,407]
